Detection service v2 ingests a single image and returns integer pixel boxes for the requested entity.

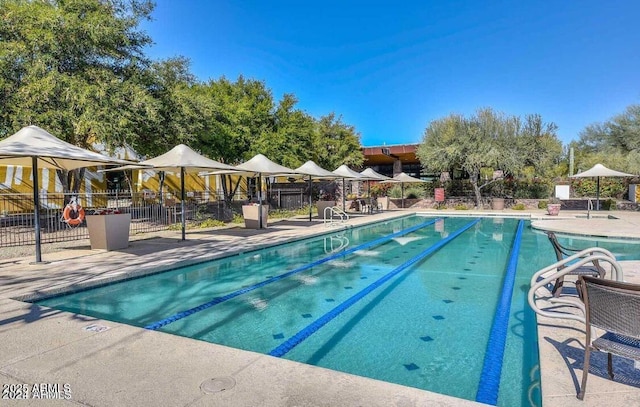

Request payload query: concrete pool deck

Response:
[0,209,639,406]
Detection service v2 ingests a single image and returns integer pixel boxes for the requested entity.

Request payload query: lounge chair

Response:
[576,276,640,400]
[546,232,606,297]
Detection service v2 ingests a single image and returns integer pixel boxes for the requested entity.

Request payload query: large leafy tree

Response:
[417,108,561,207]
[0,0,157,191]
[573,104,640,174]
[249,93,315,168]
[312,113,363,171]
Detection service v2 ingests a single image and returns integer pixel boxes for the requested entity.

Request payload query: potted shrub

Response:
[547,197,562,216]
[316,185,337,219]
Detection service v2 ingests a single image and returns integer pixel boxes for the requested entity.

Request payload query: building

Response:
[362,143,424,179]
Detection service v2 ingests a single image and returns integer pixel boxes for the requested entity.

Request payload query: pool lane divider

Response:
[268,218,481,358]
[475,219,525,406]
[144,218,443,331]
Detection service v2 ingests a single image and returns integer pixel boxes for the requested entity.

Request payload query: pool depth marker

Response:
[268,218,481,358]
[475,219,525,406]
[145,218,442,331]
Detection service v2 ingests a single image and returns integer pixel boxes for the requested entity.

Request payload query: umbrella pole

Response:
[342,178,346,210]
[32,156,43,263]
[402,183,405,209]
[258,173,263,229]
[308,176,312,221]
[596,176,600,211]
[181,167,186,240]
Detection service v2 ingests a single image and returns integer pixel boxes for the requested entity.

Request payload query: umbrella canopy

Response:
[360,168,392,181]
[0,125,134,170]
[0,125,137,262]
[237,154,300,175]
[296,160,339,178]
[105,144,239,240]
[294,161,341,221]
[570,164,635,210]
[380,172,427,208]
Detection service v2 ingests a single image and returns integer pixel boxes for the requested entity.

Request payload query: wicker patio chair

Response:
[546,232,606,297]
[576,276,640,400]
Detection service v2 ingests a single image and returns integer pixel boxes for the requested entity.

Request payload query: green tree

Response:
[312,113,364,171]
[0,0,157,191]
[574,105,640,174]
[417,108,560,207]
[249,93,315,168]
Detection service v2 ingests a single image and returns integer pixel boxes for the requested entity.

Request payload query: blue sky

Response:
[142,1,640,147]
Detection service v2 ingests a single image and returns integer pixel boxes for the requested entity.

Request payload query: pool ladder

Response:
[324,206,349,227]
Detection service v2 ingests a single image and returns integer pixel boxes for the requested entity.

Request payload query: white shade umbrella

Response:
[105,144,238,240]
[332,165,366,210]
[0,125,137,262]
[360,168,392,212]
[294,161,341,221]
[380,172,427,208]
[236,154,303,228]
[570,164,635,210]
[360,168,392,181]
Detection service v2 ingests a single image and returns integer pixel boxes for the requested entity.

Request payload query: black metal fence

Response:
[0,187,307,248]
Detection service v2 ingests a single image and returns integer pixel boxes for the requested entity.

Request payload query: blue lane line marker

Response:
[268,218,481,358]
[475,219,525,406]
[144,218,442,330]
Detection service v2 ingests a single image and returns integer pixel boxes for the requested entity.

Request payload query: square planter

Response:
[242,205,269,228]
[316,200,335,219]
[85,213,131,250]
[491,198,505,210]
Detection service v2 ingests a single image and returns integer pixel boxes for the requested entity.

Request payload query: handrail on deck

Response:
[527,247,623,323]
[324,206,349,227]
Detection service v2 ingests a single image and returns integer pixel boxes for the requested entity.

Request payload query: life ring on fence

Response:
[62,203,85,226]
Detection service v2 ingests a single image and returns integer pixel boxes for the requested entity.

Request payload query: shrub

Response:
[538,200,548,209]
[454,203,468,210]
[601,199,616,211]
[512,203,526,210]
[232,213,244,224]
[198,218,225,228]
[405,187,424,199]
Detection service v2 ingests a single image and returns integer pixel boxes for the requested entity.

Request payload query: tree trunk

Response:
[470,169,483,209]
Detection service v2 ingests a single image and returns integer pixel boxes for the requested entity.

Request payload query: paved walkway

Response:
[0,209,639,406]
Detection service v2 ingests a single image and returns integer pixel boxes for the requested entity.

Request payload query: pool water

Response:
[36,216,640,406]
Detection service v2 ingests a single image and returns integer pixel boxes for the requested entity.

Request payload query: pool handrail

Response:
[528,248,623,323]
[324,206,349,226]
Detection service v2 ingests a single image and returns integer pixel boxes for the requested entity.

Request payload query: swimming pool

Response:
[35,215,640,406]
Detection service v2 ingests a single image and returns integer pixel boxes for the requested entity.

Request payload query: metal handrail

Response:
[323,206,350,226]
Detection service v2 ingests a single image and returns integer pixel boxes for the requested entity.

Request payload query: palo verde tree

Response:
[417,108,561,208]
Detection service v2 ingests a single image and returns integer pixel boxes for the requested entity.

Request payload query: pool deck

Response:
[0,209,639,406]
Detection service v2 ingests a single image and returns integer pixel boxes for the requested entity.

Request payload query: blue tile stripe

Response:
[268,218,481,358]
[144,218,442,331]
[475,219,525,406]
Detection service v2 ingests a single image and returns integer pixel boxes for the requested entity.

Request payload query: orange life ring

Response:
[63,204,85,226]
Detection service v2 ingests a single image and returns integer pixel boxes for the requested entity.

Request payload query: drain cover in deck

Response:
[200,377,236,394]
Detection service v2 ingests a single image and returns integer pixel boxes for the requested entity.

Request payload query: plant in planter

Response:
[316,184,338,219]
[547,197,562,216]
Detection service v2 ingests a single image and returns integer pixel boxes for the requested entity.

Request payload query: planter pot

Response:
[316,200,335,219]
[491,198,505,210]
[85,213,131,251]
[547,204,561,216]
[242,204,269,228]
